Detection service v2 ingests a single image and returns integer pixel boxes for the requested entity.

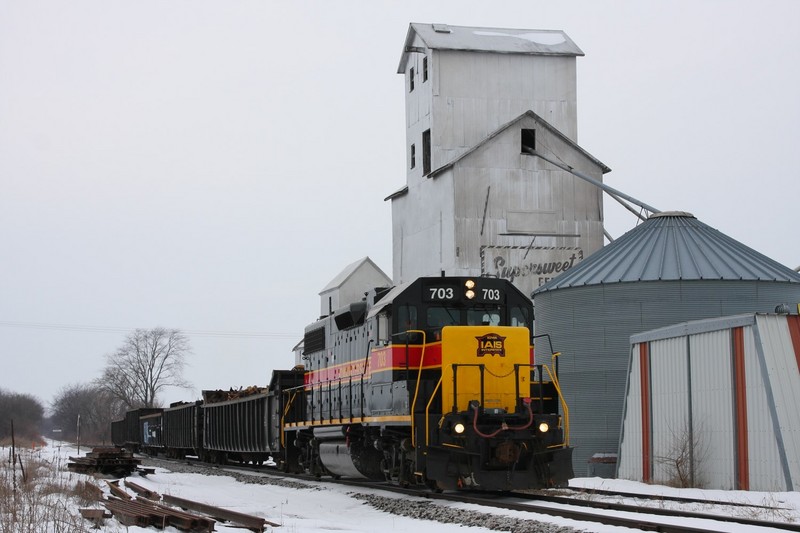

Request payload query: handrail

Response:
[542,359,569,446]
[424,377,443,447]
[280,390,298,449]
[447,359,569,447]
[359,339,374,377]
[406,329,428,448]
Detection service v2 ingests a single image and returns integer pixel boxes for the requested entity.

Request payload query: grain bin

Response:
[532,212,800,476]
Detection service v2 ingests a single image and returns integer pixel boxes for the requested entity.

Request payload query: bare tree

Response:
[0,389,44,443]
[97,327,192,408]
[655,420,709,488]
[50,383,126,443]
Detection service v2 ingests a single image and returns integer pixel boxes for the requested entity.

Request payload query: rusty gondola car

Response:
[161,401,202,459]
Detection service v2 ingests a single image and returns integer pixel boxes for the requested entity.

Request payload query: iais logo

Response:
[475,333,506,357]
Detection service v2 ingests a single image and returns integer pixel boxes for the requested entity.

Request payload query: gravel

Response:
[352,493,583,533]
[140,457,584,533]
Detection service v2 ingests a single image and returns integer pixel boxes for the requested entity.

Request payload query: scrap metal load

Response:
[201,386,268,403]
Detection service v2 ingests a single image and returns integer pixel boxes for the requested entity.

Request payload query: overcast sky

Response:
[2,0,798,409]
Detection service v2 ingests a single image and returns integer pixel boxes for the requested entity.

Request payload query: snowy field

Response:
[5,441,799,532]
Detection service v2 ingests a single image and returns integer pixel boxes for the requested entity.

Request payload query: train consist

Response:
[112,276,573,491]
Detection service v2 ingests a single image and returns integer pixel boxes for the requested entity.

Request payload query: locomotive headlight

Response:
[464,280,476,299]
[538,422,550,433]
[453,422,466,435]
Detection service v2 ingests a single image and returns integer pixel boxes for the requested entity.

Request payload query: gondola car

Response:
[111,407,162,452]
[139,410,164,456]
[201,370,305,465]
[161,400,202,459]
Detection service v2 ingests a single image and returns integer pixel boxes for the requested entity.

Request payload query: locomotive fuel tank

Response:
[314,426,384,480]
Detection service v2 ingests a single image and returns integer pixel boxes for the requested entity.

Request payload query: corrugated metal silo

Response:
[532,211,800,477]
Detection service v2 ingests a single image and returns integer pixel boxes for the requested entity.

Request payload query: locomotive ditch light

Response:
[453,422,466,435]
[538,422,550,433]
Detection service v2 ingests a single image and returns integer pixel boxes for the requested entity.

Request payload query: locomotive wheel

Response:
[422,469,444,493]
[425,477,444,493]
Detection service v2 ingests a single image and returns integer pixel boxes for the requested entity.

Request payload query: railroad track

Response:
[555,486,789,509]
[139,456,797,533]
[461,490,798,533]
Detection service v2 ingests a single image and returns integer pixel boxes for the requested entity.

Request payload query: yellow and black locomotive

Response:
[284,276,572,490]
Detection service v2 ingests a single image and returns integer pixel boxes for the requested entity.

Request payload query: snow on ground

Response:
[18,441,800,532]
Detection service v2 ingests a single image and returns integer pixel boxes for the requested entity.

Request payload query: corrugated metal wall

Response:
[620,314,800,491]
[618,347,643,481]
[753,315,800,488]
[688,330,734,489]
[650,337,690,485]
[743,323,784,490]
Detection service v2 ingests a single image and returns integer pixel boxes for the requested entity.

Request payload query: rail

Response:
[283,338,377,425]
[283,332,433,429]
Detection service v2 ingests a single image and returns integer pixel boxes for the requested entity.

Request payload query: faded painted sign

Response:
[480,245,583,291]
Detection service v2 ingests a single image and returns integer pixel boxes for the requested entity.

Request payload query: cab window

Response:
[427,307,460,329]
[467,308,501,326]
[510,306,531,328]
[397,305,418,333]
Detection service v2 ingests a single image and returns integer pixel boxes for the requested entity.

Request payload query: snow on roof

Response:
[398,23,583,73]
[319,257,389,294]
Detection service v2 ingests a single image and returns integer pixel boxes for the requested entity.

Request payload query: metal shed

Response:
[532,212,800,476]
[318,257,391,318]
[619,313,800,491]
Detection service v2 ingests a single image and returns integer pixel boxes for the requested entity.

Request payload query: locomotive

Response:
[112,275,573,491]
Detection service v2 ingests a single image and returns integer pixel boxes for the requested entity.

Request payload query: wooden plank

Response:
[105,497,215,531]
[162,493,268,531]
[106,480,132,500]
[125,480,161,500]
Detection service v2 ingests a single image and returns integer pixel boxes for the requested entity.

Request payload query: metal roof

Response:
[319,257,389,294]
[534,211,800,293]
[398,23,583,73]
[429,110,611,178]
